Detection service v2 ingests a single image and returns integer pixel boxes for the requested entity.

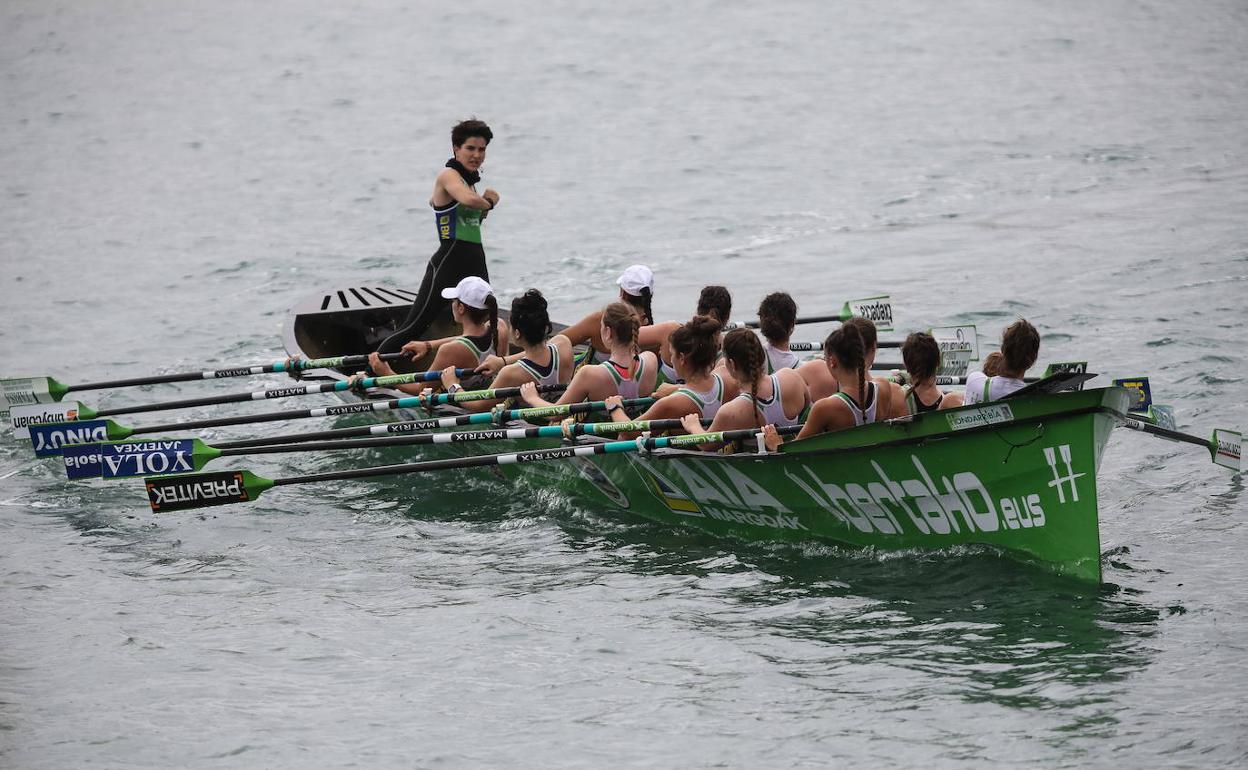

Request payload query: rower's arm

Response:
[438,168,497,210]
[555,314,603,348]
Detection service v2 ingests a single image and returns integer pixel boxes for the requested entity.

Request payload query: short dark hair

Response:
[1001,318,1040,373]
[452,119,493,147]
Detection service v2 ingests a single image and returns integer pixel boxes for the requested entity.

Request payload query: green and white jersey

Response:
[433,200,484,245]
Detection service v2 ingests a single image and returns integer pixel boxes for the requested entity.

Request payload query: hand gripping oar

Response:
[80,413,693,480]
[9,368,476,436]
[1121,420,1243,473]
[28,382,569,458]
[0,352,415,412]
[62,397,658,479]
[142,424,806,512]
[723,295,894,333]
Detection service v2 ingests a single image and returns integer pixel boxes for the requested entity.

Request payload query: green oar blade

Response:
[146,470,274,512]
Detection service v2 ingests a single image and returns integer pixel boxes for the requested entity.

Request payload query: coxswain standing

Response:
[378,119,500,354]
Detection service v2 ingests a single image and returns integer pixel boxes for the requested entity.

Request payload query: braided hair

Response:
[722,328,767,427]
[602,301,642,378]
[825,323,868,411]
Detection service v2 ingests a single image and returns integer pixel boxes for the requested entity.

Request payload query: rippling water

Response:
[2,0,1246,766]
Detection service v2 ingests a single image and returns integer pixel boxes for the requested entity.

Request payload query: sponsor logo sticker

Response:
[947,404,1015,431]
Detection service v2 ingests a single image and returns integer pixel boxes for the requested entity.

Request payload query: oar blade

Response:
[846,295,893,332]
[28,419,124,458]
[9,401,94,439]
[100,439,216,480]
[63,442,106,479]
[145,469,274,512]
[1,376,63,416]
[1211,429,1243,473]
[1112,376,1152,413]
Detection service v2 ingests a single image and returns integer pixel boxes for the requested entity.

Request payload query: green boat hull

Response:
[498,387,1130,583]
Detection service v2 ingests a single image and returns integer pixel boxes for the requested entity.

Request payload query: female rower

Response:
[678,328,809,449]
[378,119,501,353]
[546,265,656,368]
[764,322,898,449]
[796,316,902,410]
[366,276,508,395]
[900,332,963,413]
[643,285,733,388]
[439,289,572,412]
[758,292,800,374]
[608,315,735,434]
[518,302,658,409]
[964,318,1039,404]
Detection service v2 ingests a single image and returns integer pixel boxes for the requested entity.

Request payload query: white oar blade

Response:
[847,296,893,332]
[1,376,56,417]
[9,401,86,440]
[1211,429,1243,472]
[931,325,979,362]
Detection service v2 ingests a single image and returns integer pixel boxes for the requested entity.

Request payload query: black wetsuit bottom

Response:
[377,239,488,353]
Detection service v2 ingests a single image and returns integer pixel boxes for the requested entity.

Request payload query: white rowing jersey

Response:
[734,373,802,428]
[600,357,648,400]
[831,381,878,426]
[516,343,564,389]
[963,372,1026,405]
[674,373,726,419]
[763,342,800,374]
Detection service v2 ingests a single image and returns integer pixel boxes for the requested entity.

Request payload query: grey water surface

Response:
[2,0,1246,767]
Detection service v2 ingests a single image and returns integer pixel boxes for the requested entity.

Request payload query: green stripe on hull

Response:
[498,387,1131,583]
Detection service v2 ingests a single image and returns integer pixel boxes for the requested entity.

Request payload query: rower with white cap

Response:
[366,276,510,395]
[484,264,656,374]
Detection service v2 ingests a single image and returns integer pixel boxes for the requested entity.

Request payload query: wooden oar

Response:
[61,397,658,479]
[1121,420,1242,472]
[142,425,806,512]
[26,382,569,458]
[78,414,697,480]
[0,352,415,412]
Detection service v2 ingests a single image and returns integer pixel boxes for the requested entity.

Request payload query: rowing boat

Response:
[497,385,1126,583]
[6,285,1238,584]
[280,284,1130,583]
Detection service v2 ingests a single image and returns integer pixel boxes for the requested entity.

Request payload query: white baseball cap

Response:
[440,276,494,309]
[616,264,655,297]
